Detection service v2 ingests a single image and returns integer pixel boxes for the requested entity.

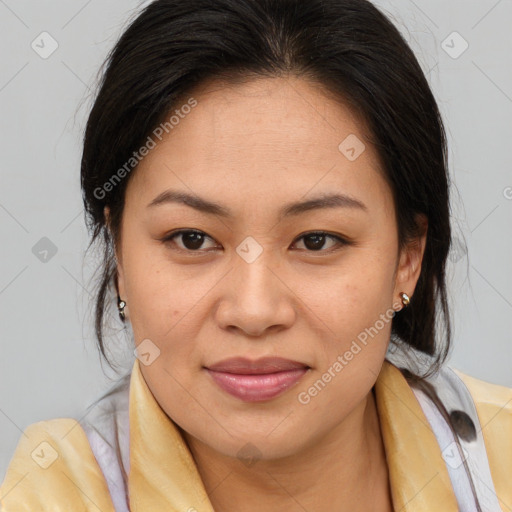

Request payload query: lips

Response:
[205,356,310,402]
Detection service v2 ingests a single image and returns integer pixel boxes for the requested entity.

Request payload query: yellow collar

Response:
[374,361,459,510]
[127,358,459,511]
[128,357,215,511]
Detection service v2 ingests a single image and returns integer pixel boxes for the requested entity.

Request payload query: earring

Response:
[117,295,126,321]
[399,292,410,308]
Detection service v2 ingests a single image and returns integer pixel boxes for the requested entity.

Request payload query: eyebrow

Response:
[147,189,368,219]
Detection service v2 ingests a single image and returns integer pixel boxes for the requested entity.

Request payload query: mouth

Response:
[204,356,310,402]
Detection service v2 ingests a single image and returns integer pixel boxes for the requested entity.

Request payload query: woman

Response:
[1,0,510,510]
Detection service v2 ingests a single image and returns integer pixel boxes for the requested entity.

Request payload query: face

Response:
[109,75,426,461]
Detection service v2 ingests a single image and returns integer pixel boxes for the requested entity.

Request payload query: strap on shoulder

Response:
[421,365,503,512]
[386,343,503,511]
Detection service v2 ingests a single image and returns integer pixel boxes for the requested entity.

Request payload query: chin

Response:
[192,427,314,464]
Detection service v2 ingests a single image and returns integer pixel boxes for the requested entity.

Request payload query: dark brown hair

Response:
[81,0,453,377]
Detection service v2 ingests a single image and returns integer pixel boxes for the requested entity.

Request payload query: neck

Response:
[182,388,393,512]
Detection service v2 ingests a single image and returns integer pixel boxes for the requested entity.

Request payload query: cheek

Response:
[298,252,396,333]
[299,253,396,395]
[120,231,187,326]
[122,259,207,372]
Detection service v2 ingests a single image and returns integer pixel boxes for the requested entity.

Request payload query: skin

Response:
[107,75,427,511]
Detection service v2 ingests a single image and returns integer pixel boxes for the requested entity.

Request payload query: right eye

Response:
[160,229,220,253]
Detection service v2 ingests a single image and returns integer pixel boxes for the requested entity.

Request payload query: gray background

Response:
[1,0,511,483]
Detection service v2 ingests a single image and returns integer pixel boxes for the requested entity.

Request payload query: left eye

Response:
[292,232,348,252]
[161,230,349,253]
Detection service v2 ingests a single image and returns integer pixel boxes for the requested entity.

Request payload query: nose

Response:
[215,250,296,338]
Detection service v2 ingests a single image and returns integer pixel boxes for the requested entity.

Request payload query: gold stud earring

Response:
[399,292,410,308]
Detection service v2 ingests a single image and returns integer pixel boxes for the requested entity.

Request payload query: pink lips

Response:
[205,356,310,402]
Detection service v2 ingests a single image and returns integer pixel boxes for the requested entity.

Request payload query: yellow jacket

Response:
[1,358,511,511]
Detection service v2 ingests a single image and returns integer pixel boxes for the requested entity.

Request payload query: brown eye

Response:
[292,232,349,252]
[162,229,218,252]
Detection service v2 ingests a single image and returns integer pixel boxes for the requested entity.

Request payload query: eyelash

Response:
[160,229,352,255]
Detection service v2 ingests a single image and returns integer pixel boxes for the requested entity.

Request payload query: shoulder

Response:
[450,367,512,446]
[453,368,512,418]
[451,367,512,504]
[0,418,115,511]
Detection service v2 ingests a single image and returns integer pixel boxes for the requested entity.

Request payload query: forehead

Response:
[126,75,392,219]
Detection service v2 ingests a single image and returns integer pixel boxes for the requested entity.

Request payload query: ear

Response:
[104,206,126,300]
[393,213,428,310]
